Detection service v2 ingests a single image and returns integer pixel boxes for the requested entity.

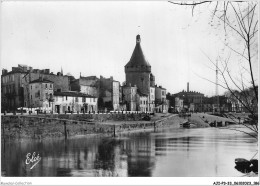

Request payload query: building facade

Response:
[1,68,26,112]
[112,81,120,111]
[155,85,168,113]
[148,87,155,112]
[175,97,184,112]
[28,78,54,112]
[173,82,204,112]
[21,69,69,111]
[70,76,99,97]
[122,84,138,111]
[137,94,149,112]
[54,91,97,114]
[99,76,120,111]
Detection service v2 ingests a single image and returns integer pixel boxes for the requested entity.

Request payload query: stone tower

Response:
[125,35,151,95]
[150,73,155,87]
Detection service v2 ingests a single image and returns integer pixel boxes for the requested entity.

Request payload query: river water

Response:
[1,126,258,177]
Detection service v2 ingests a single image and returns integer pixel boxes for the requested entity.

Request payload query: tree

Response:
[169,1,258,139]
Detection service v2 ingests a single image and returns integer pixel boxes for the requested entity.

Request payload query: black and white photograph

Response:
[0,0,259,185]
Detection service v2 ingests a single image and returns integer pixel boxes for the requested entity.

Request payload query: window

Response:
[46,93,48,99]
[35,91,40,98]
[162,91,165,96]
[66,96,67,100]
[45,84,47,88]
[75,97,78,102]
[31,95,32,100]
[50,84,52,89]
[93,98,95,102]
[83,97,86,103]
[31,85,32,90]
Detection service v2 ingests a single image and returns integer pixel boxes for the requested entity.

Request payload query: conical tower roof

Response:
[125,35,151,68]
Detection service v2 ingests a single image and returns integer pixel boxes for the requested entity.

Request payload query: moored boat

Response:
[235,158,251,167]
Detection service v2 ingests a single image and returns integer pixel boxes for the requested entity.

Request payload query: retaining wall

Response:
[1,114,186,139]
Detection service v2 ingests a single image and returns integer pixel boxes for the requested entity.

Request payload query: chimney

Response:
[2,69,8,75]
[187,82,189,92]
[136,35,141,44]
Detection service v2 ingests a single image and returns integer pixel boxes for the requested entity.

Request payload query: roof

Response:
[80,76,99,80]
[155,85,166,90]
[2,68,27,76]
[174,90,204,96]
[54,91,97,98]
[29,79,54,84]
[79,77,99,86]
[125,35,150,68]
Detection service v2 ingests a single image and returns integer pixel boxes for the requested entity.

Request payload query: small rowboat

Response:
[180,122,196,128]
[180,122,190,128]
[235,158,251,167]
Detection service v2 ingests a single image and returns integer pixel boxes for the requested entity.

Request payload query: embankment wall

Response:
[1,114,186,139]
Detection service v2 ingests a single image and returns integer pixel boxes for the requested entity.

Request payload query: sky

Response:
[1,1,258,96]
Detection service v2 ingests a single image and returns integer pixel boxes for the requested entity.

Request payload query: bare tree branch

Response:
[219,127,258,140]
[168,1,212,6]
[248,4,257,32]
[193,71,228,90]
[169,1,258,139]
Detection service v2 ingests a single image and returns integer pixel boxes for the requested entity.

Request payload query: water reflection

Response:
[1,127,258,177]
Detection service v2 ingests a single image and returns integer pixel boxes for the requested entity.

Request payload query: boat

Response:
[180,122,190,128]
[235,158,251,167]
[250,159,258,167]
[209,122,216,127]
[217,121,223,127]
[250,159,258,173]
[180,121,196,128]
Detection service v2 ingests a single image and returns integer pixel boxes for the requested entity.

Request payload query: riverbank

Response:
[188,113,234,127]
[1,113,187,140]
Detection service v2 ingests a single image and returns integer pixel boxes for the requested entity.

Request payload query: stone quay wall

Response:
[1,114,186,139]
[37,112,146,121]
